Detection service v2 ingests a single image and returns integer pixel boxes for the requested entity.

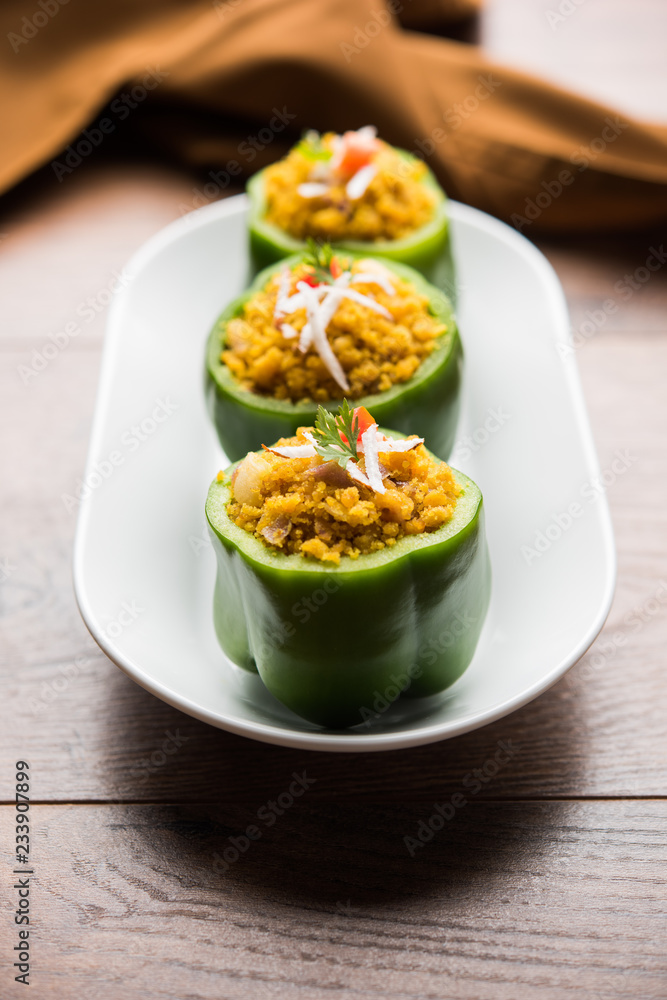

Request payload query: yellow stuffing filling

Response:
[221,258,446,403]
[228,429,460,565]
[263,136,436,242]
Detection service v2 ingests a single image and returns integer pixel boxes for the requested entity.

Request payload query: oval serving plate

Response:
[73,195,615,752]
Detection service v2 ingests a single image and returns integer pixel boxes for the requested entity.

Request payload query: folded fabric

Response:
[1,0,665,231]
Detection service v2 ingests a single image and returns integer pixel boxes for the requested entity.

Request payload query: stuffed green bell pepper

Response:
[205,402,491,729]
[206,244,462,462]
[247,126,454,293]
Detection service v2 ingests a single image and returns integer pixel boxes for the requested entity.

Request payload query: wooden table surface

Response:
[2,2,666,998]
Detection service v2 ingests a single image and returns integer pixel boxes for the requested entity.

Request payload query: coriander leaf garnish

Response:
[312,400,360,468]
[304,238,338,285]
[296,130,332,162]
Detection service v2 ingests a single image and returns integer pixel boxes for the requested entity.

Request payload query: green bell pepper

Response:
[205,447,490,729]
[246,149,455,295]
[206,255,462,462]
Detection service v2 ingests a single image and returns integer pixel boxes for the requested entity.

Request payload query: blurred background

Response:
[1,0,666,348]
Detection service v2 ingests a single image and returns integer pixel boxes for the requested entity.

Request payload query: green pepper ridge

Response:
[206,441,491,729]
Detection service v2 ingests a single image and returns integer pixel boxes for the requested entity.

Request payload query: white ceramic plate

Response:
[74,196,615,751]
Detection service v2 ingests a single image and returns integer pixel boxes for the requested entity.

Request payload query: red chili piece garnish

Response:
[339,405,375,446]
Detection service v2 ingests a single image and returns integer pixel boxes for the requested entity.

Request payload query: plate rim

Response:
[73,194,616,752]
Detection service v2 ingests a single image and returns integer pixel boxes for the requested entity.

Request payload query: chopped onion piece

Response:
[351,271,395,296]
[346,163,377,201]
[360,424,386,493]
[310,461,351,488]
[297,182,330,199]
[260,515,292,546]
[280,322,299,339]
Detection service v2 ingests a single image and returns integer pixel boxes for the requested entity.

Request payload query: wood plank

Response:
[537,231,667,336]
[1,171,666,802]
[1,0,667,806]
[1,801,665,999]
[0,162,212,343]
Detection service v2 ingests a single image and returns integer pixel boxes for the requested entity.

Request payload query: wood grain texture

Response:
[2,1,667,996]
[481,0,667,122]
[2,802,666,1000]
[1,281,665,803]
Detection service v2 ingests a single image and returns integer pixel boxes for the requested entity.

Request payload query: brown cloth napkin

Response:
[1,0,666,231]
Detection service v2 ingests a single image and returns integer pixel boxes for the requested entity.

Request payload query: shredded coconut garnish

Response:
[264,442,317,459]
[357,430,425,455]
[377,434,424,453]
[277,265,392,388]
[360,423,386,494]
[345,459,373,490]
[274,267,294,320]
[346,163,377,201]
[340,286,392,318]
[272,252,401,388]
[278,291,307,316]
[350,271,395,296]
[297,182,330,199]
[262,426,422,496]
[297,281,350,391]
[298,321,312,353]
